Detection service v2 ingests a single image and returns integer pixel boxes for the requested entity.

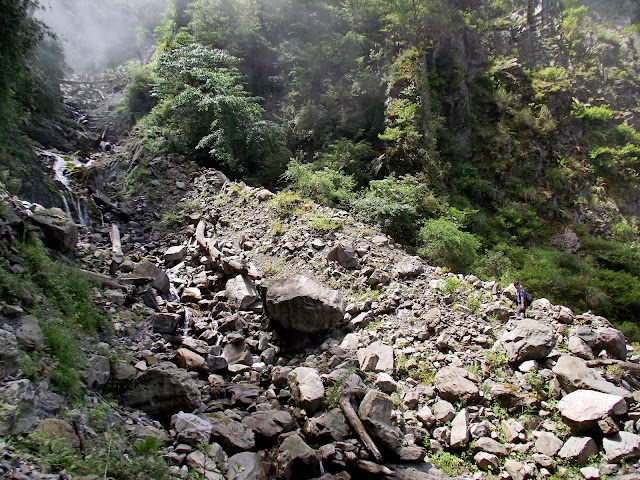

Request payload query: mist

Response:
[37,0,168,74]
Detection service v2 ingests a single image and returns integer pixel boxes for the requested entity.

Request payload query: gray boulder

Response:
[226,452,267,480]
[358,390,403,450]
[13,315,43,350]
[558,389,627,433]
[207,411,255,454]
[450,408,469,448]
[595,327,627,361]
[357,341,394,373]
[393,256,425,277]
[164,245,187,264]
[122,362,202,425]
[152,312,182,334]
[225,274,260,310]
[0,379,37,435]
[552,355,630,397]
[0,328,19,377]
[265,275,345,333]
[326,243,360,269]
[602,431,640,462]
[82,354,111,389]
[29,207,78,252]
[433,366,480,403]
[501,319,555,364]
[303,408,350,442]
[171,412,212,446]
[277,434,321,479]
[534,432,564,456]
[558,436,599,465]
[288,367,325,414]
[242,410,296,441]
[133,260,170,295]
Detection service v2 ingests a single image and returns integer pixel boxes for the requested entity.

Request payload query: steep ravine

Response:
[2,123,640,480]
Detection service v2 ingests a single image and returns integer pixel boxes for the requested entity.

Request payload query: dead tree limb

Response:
[110,223,123,256]
[587,359,640,376]
[195,219,222,261]
[339,392,382,462]
[79,269,128,291]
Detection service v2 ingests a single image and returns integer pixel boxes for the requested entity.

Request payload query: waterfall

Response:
[36,148,94,227]
[183,308,191,337]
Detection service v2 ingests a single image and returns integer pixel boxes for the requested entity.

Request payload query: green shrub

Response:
[122,64,158,117]
[353,174,441,245]
[418,219,480,272]
[282,159,355,208]
[572,100,614,123]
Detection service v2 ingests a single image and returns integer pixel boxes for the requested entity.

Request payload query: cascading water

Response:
[183,308,191,337]
[35,147,92,227]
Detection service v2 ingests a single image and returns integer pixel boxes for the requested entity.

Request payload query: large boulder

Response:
[242,409,296,441]
[501,320,555,364]
[393,256,425,278]
[0,328,19,378]
[277,434,321,479]
[558,390,627,433]
[357,341,395,373]
[0,379,37,436]
[226,452,268,480]
[358,390,403,450]
[13,315,43,350]
[265,275,345,333]
[602,431,640,462]
[171,412,212,446]
[287,367,325,414]
[225,274,260,310]
[552,355,631,397]
[133,260,170,295]
[206,411,256,454]
[433,366,480,403]
[29,207,78,252]
[326,243,360,269]
[121,362,202,426]
[595,327,627,361]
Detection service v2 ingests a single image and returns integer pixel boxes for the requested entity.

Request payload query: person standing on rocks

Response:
[514,281,527,318]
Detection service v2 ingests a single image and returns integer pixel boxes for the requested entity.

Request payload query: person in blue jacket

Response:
[514,280,526,318]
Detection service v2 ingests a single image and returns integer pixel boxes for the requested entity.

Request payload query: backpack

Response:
[525,291,533,307]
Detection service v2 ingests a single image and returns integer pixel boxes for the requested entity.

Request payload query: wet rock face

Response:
[29,207,78,252]
[264,275,345,334]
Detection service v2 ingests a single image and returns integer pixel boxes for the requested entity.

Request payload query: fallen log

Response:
[339,391,382,463]
[110,223,123,256]
[586,359,640,376]
[195,219,222,261]
[79,269,128,291]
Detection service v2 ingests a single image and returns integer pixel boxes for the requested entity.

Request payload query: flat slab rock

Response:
[264,275,345,333]
[558,389,627,432]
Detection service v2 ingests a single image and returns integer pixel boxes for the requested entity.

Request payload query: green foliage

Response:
[572,99,614,123]
[353,174,440,245]
[0,237,108,393]
[17,403,170,479]
[122,64,158,117]
[380,47,443,179]
[429,452,473,476]
[282,159,355,208]
[144,43,288,182]
[418,219,480,273]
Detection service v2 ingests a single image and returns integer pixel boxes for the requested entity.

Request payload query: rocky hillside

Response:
[2,123,640,480]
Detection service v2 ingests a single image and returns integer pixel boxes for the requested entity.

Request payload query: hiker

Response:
[514,280,527,318]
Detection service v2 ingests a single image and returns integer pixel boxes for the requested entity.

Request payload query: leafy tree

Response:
[282,159,355,209]
[0,0,46,137]
[379,47,444,180]
[353,174,440,244]
[146,43,289,182]
[418,218,480,272]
